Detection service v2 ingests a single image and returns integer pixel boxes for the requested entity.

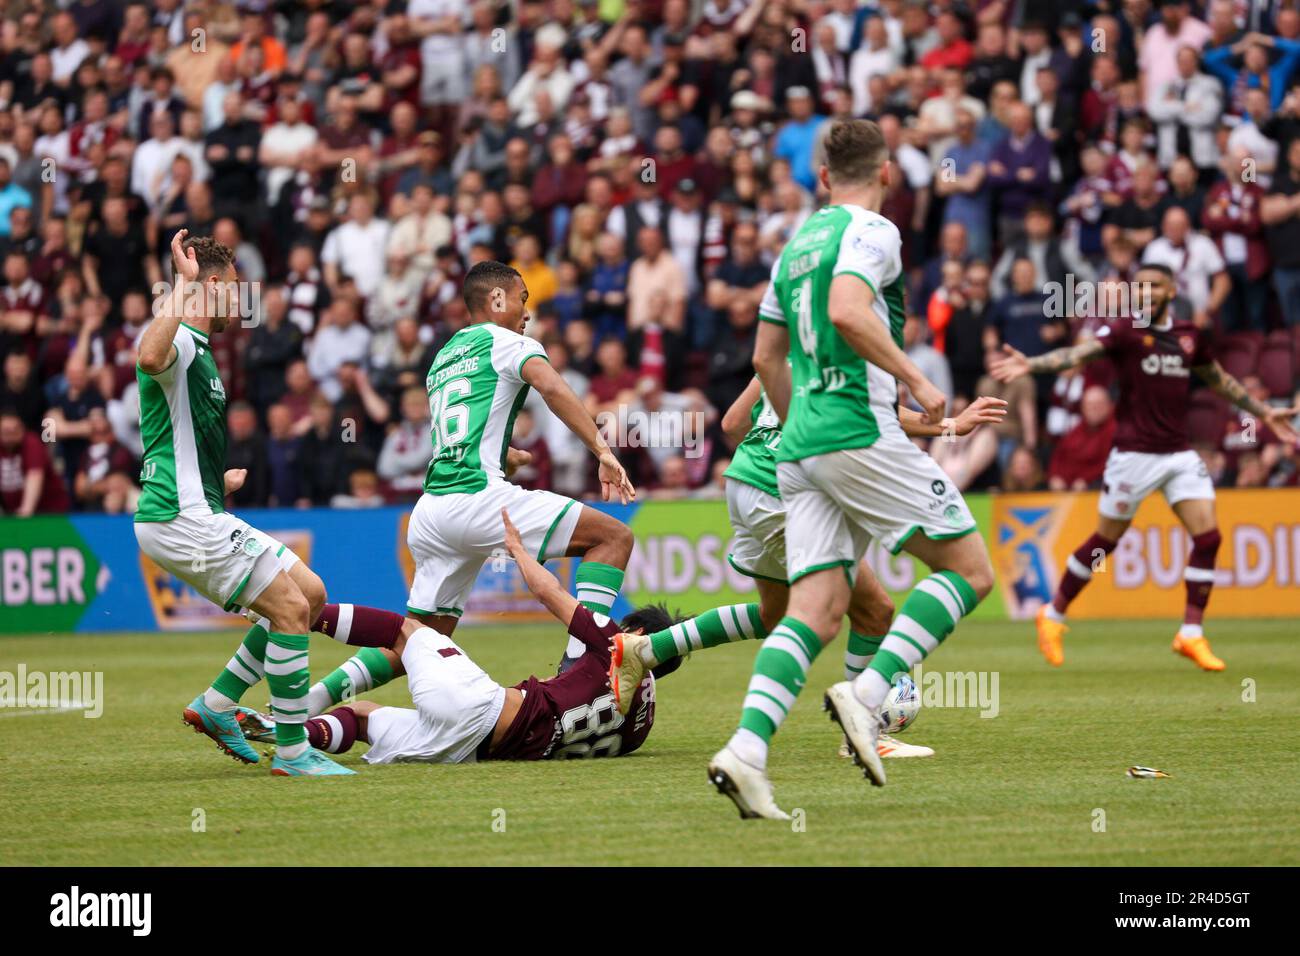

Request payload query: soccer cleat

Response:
[823,682,886,787]
[1172,632,1225,671]
[608,632,649,715]
[270,747,356,776]
[1035,605,1067,666]
[234,706,276,744]
[182,695,259,764]
[707,747,790,820]
[839,733,935,759]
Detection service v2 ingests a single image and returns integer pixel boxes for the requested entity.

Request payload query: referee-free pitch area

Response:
[1,620,1297,866]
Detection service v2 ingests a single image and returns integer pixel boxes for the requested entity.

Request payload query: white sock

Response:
[305,684,333,718]
[853,668,892,712]
[727,728,769,770]
[203,687,238,713]
[563,635,586,661]
[1043,604,1065,623]
[1179,623,1204,638]
[278,739,308,760]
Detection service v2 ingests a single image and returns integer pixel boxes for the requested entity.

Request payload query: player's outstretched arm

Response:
[502,508,579,625]
[138,229,200,374]
[1195,360,1300,443]
[899,396,1008,438]
[989,339,1105,382]
[521,358,635,503]
[752,321,792,421]
[827,274,947,422]
[722,377,763,442]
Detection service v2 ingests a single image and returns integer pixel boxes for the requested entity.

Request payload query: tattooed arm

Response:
[986,339,1106,382]
[1194,360,1300,443]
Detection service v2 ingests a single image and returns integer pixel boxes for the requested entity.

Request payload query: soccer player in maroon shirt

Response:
[990,263,1298,670]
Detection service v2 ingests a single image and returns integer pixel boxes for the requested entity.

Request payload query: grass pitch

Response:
[1,619,1297,866]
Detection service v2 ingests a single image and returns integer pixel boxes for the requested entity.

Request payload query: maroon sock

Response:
[1183,529,1222,627]
[312,603,404,648]
[307,706,360,754]
[1052,532,1118,615]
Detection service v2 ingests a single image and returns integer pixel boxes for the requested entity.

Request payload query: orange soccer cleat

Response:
[1172,632,1226,671]
[1034,605,1067,666]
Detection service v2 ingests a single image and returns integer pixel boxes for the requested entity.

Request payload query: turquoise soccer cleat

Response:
[271,747,356,776]
[182,695,260,764]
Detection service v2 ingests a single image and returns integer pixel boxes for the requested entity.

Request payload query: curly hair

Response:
[183,235,236,277]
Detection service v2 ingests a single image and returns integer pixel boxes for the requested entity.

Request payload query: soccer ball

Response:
[880,673,920,734]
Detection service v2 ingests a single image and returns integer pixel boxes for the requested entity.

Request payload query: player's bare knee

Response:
[582,513,633,566]
[961,553,995,603]
[300,569,327,621]
[758,600,784,633]
[272,587,312,634]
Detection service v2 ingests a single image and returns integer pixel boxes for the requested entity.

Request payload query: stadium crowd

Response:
[2,0,1300,517]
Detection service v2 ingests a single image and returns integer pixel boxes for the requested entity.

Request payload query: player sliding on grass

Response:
[134,230,350,776]
[719,376,1007,760]
[406,260,636,652]
[243,511,781,764]
[708,119,997,819]
[990,262,1299,671]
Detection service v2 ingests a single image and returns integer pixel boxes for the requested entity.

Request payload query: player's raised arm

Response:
[827,274,947,422]
[899,396,1008,438]
[1194,360,1300,444]
[988,338,1106,382]
[521,357,636,503]
[752,321,792,422]
[502,508,579,625]
[722,377,763,442]
[138,229,199,374]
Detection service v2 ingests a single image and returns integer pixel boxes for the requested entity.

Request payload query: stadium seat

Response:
[1217,334,1258,381]
[1257,345,1295,399]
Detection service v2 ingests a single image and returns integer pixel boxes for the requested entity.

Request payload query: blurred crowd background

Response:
[3,0,1300,517]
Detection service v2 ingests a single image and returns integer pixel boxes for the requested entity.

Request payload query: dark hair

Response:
[462,259,521,314]
[619,602,682,636]
[1137,262,1175,279]
[183,235,236,277]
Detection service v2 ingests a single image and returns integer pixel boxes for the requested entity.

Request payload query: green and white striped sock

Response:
[265,632,311,759]
[574,562,624,614]
[305,646,394,717]
[205,621,270,711]
[644,603,766,665]
[856,571,978,710]
[729,616,823,769]
[843,630,883,680]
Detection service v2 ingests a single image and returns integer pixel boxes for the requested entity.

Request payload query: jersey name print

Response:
[758,204,906,462]
[423,321,549,495]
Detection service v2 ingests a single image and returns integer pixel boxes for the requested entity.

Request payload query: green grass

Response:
[1,620,1297,866]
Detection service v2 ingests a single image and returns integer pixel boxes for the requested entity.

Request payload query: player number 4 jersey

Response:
[423,322,549,495]
[758,204,907,463]
[134,324,228,522]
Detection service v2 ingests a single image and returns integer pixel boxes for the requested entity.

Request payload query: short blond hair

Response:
[822,119,888,186]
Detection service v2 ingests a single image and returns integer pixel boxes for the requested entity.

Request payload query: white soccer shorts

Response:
[362,627,506,765]
[725,478,789,584]
[406,480,583,618]
[776,427,977,583]
[134,511,297,613]
[1098,448,1215,520]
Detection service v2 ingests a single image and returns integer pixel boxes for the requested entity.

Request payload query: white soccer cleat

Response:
[707,747,790,820]
[838,733,935,759]
[824,682,886,787]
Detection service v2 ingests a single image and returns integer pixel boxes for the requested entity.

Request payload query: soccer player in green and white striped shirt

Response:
[707,120,999,818]
[134,230,350,776]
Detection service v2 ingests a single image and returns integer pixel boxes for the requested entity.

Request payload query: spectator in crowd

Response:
[1047,386,1117,491]
[0,409,69,515]
[376,385,433,497]
[225,400,267,509]
[509,407,553,492]
[2,0,1299,513]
